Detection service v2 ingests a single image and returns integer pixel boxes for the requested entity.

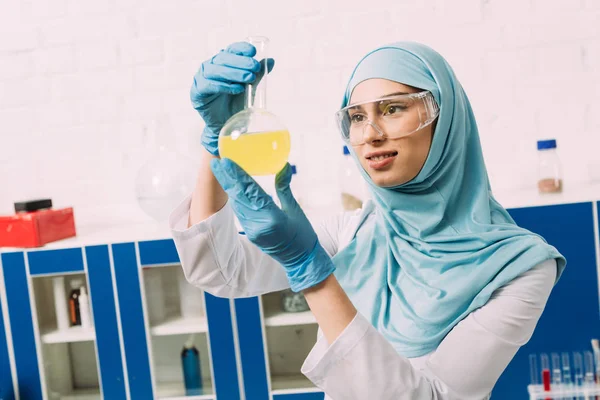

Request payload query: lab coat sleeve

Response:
[169,195,342,298]
[301,259,558,400]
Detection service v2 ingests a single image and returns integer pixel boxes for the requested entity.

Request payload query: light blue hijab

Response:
[332,42,566,358]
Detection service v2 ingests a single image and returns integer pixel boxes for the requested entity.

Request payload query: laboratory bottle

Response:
[181,335,202,395]
[78,286,92,329]
[69,279,82,326]
[219,36,290,176]
[537,139,563,194]
[53,276,70,331]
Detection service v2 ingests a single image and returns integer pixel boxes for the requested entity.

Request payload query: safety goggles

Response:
[335,91,439,146]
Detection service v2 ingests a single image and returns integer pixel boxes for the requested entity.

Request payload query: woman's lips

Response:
[365,151,398,170]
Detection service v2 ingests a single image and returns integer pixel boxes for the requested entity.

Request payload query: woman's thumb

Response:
[275,164,303,216]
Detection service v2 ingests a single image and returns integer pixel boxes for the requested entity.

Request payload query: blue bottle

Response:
[181,335,202,395]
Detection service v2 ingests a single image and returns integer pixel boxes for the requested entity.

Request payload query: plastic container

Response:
[218,36,290,176]
[181,335,202,395]
[68,279,82,326]
[0,206,76,248]
[537,139,563,194]
[52,277,70,331]
[78,286,92,329]
[340,146,366,210]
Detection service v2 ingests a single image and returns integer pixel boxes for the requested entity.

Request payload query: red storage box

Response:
[0,207,76,248]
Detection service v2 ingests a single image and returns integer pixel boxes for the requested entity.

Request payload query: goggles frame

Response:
[336,91,439,146]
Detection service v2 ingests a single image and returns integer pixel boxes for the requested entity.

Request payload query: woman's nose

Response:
[363,121,386,144]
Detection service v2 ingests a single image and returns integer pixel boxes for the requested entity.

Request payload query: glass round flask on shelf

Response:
[218,36,290,176]
[135,115,197,222]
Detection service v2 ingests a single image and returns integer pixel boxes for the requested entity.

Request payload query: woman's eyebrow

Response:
[349,91,410,107]
[381,91,410,97]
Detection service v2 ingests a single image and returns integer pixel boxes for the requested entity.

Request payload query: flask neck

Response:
[245,36,269,110]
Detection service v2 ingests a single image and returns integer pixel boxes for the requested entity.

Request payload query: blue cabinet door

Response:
[0,267,15,400]
[493,202,600,399]
[85,245,127,399]
[234,297,270,400]
[1,252,42,400]
[204,293,242,400]
[112,242,154,400]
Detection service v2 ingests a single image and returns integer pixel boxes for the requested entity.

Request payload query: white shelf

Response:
[42,326,95,344]
[270,374,320,394]
[493,181,600,209]
[156,380,214,400]
[151,316,208,336]
[1,219,173,252]
[59,388,102,400]
[263,310,316,327]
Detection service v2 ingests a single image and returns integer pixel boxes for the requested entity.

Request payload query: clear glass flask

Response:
[218,36,290,176]
[135,115,197,222]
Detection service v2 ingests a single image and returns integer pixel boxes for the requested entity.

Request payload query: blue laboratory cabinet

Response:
[0,200,599,400]
[0,238,242,400]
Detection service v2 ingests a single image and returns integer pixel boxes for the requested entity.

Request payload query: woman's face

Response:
[349,79,435,187]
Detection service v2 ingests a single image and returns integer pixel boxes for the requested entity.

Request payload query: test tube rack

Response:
[528,350,600,400]
[528,384,600,399]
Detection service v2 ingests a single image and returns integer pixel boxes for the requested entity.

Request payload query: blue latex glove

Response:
[210,159,335,292]
[191,42,275,156]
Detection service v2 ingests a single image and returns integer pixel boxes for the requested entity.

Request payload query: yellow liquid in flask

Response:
[219,130,291,176]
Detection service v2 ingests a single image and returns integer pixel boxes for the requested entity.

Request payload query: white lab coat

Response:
[170,196,557,400]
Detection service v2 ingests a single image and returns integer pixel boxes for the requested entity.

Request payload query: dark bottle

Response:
[69,279,82,326]
[181,335,202,395]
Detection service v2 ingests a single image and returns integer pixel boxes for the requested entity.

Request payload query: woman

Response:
[171,41,566,399]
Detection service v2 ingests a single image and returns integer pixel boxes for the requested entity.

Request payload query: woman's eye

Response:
[350,114,365,123]
[384,104,408,115]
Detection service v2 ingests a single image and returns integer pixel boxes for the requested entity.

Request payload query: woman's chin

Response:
[370,172,411,188]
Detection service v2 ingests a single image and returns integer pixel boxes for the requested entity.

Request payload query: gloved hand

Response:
[210,159,336,292]
[191,42,275,156]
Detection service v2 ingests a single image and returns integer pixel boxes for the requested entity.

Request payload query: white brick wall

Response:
[1,0,599,224]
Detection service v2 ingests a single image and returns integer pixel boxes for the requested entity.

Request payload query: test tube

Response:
[541,353,552,396]
[552,353,564,400]
[553,353,564,384]
[585,351,595,386]
[562,352,576,400]
[542,353,551,371]
[530,354,540,385]
[574,352,585,400]
[562,352,573,386]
